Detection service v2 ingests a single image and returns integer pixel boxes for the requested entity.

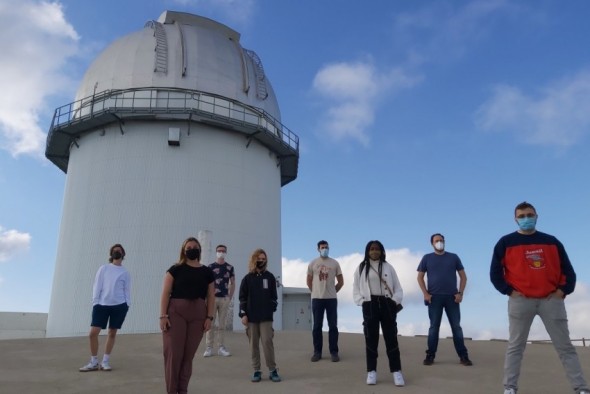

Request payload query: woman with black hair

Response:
[352,240,405,387]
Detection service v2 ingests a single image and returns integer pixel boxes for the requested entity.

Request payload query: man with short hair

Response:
[204,244,235,357]
[490,201,589,394]
[307,240,343,362]
[417,233,472,366]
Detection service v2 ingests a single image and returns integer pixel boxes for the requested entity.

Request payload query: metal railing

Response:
[530,338,588,347]
[48,87,299,153]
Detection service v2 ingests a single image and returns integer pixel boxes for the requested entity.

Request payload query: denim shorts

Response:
[91,303,129,329]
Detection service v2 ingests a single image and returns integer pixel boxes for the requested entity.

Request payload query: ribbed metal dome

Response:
[46,10,298,185]
[76,11,280,117]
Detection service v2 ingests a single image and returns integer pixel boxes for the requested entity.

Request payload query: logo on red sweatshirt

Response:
[525,249,545,269]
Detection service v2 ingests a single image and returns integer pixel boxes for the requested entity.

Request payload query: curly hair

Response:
[248,248,267,273]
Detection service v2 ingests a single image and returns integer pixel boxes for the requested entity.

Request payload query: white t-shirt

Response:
[307,257,342,299]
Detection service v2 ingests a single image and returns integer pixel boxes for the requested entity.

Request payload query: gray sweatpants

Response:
[504,296,588,393]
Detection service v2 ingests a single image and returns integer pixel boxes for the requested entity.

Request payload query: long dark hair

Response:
[359,240,386,279]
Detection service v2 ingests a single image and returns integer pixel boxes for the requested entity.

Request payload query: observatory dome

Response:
[45,10,298,337]
[76,11,280,118]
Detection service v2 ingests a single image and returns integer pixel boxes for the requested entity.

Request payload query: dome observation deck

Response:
[45,11,298,186]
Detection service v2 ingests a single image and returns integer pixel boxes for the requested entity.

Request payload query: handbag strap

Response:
[369,264,393,297]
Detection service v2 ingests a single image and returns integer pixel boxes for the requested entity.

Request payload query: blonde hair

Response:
[176,237,201,265]
[248,248,267,273]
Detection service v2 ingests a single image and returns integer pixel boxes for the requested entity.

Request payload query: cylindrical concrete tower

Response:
[45,11,298,337]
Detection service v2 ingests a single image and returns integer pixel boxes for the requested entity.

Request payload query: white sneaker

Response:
[79,362,99,372]
[393,371,405,387]
[203,347,213,357]
[100,361,112,371]
[218,346,231,357]
[366,370,377,385]
[504,389,516,394]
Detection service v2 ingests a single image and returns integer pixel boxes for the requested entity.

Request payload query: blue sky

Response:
[1,0,589,342]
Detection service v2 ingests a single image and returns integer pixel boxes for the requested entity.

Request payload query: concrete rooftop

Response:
[0,330,588,393]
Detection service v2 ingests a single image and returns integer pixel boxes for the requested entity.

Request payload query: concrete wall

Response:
[0,312,47,340]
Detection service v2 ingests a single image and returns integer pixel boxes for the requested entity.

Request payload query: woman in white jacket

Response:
[353,240,404,387]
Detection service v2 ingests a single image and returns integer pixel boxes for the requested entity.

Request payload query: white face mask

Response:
[216,252,226,259]
[434,241,444,251]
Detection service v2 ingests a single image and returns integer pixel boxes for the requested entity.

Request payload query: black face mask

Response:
[111,251,123,260]
[185,249,201,261]
[256,260,266,269]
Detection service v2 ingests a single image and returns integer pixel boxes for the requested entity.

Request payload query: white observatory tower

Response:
[45,11,299,337]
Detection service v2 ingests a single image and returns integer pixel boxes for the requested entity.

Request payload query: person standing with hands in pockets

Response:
[160,237,215,394]
[79,243,131,372]
[490,202,589,394]
[417,233,472,367]
[353,240,405,387]
[239,248,281,383]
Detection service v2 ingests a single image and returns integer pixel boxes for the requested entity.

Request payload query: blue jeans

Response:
[427,294,468,357]
[311,298,338,355]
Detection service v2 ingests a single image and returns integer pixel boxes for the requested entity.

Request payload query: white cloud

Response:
[393,0,516,63]
[312,61,420,145]
[282,247,423,308]
[0,226,31,262]
[283,251,590,344]
[0,0,80,158]
[475,70,590,147]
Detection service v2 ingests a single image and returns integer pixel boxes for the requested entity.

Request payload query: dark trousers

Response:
[427,294,468,357]
[163,298,206,394]
[312,298,339,355]
[362,296,402,372]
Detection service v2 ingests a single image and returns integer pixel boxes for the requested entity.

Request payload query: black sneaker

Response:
[460,356,473,366]
[423,353,435,366]
[310,353,321,362]
[331,353,340,362]
[269,369,281,382]
[251,370,262,382]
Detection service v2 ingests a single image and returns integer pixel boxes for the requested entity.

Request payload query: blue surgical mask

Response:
[517,217,537,231]
[319,248,329,258]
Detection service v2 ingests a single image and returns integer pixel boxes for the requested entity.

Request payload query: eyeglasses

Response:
[516,213,536,219]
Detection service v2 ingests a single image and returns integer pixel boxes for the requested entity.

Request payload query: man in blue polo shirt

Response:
[417,233,472,367]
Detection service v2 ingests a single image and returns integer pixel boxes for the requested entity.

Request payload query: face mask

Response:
[185,248,201,261]
[517,217,537,231]
[216,252,226,259]
[434,241,444,251]
[256,260,266,269]
[319,248,329,258]
[111,251,123,260]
